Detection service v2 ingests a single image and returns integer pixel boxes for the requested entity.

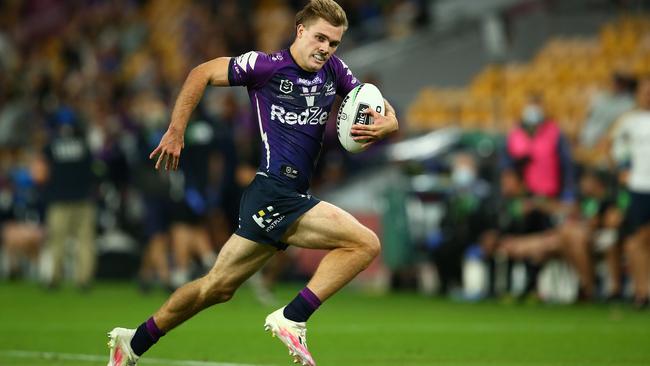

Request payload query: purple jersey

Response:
[228,49,359,193]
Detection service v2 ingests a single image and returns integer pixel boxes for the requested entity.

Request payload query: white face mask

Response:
[521,105,544,127]
[452,166,476,187]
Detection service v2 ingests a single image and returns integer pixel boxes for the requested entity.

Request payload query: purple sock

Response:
[130,317,165,356]
[283,287,322,322]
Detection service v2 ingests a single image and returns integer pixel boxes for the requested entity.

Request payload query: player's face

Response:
[294,18,345,72]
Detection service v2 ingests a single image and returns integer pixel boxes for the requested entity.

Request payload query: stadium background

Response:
[1,0,650,365]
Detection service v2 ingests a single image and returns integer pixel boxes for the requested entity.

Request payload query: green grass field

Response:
[1,281,649,366]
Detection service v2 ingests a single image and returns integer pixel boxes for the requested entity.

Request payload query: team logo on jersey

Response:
[300,86,319,107]
[252,205,285,232]
[324,81,335,96]
[280,79,293,94]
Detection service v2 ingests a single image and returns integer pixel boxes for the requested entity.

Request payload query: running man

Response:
[106,1,399,365]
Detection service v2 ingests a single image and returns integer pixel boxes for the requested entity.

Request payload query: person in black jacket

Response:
[36,111,97,290]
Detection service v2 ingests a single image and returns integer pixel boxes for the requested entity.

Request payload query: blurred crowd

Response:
[0,0,427,294]
[416,74,650,310]
[399,14,650,310]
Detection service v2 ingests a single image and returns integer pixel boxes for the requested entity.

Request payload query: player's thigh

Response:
[204,233,277,288]
[281,201,379,251]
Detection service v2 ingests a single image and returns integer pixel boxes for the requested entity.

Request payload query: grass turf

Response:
[0,281,649,366]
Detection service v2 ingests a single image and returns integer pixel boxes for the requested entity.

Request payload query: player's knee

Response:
[359,231,381,262]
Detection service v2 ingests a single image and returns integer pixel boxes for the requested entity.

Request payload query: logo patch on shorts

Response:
[252,205,285,232]
[281,165,299,179]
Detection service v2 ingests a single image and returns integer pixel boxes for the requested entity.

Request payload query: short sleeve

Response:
[228,51,278,89]
[331,55,360,97]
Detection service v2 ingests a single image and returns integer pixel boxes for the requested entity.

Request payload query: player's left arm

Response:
[350,99,399,148]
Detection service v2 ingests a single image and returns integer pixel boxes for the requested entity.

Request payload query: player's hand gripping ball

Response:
[336,83,385,153]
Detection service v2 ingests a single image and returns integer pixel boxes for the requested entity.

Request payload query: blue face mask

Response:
[452,166,476,188]
[521,105,544,127]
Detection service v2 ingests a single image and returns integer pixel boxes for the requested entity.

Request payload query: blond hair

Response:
[295,0,348,29]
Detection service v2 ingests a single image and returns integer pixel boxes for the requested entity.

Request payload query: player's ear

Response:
[296,24,305,39]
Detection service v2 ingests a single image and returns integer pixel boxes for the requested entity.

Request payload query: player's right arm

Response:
[150,57,232,171]
[152,51,276,170]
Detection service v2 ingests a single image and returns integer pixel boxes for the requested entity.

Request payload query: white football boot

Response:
[264,307,316,366]
[107,328,139,366]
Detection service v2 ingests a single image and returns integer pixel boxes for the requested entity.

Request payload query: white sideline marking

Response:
[0,350,269,366]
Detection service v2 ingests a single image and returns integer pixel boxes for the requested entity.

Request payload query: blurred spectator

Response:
[610,75,650,309]
[490,169,551,241]
[498,97,578,298]
[497,170,625,300]
[578,169,626,299]
[482,169,552,297]
[428,152,494,295]
[129,91,174,292]
[214,91,257,236]
[504,95,577,203]
[35,116,97,290]
[167,109,224,289]
[577,72,637,167]
[0,148,44,280]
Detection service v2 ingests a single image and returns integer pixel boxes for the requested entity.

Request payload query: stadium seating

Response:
[407,15,650,140]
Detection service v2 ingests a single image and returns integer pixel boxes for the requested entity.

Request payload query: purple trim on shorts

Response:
[145,317,165,341]
[299,287,322,310]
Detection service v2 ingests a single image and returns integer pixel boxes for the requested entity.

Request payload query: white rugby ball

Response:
[336,83,384,153]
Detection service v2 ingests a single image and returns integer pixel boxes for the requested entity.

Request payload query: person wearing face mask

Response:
[505,95,577,208]
[429,152,495,296]
[500,95,578,300]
